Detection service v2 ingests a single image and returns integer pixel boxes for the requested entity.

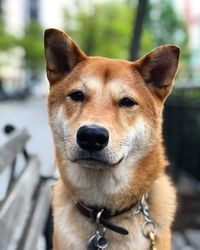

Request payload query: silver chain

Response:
[133,193,157,238]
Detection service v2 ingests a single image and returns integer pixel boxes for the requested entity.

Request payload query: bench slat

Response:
[0,156,40,250]
[0,129,30,174]
[22,181,52,250]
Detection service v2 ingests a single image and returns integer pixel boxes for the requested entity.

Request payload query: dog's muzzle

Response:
[72,124,123,168]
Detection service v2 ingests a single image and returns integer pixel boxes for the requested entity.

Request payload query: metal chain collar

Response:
[133,193,158,250]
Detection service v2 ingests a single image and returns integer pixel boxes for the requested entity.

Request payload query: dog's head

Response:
[44,29,179,199]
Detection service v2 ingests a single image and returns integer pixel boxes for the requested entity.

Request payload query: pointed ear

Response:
[135,45,180,101]
[44,28,86,85]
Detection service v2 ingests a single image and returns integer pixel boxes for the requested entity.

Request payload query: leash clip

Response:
[133,194,158,249]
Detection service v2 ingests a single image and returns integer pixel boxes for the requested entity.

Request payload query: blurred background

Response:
[0,0,200,250]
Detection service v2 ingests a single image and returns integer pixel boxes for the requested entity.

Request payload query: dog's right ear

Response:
[44,29,86,85]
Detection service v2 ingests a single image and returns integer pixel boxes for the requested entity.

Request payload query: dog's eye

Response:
[118,97,137,108]
[68,91,85,102]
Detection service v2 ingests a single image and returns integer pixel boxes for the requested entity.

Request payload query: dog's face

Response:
[45,29,179,196]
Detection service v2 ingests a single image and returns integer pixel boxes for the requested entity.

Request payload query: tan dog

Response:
[44,28,180,250]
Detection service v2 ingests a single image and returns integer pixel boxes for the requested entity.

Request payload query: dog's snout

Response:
[77,125,109,152]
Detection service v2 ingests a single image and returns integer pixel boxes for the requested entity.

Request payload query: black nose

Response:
[77,125,109,152]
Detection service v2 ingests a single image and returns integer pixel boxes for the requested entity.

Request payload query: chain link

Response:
[133,194,158,250]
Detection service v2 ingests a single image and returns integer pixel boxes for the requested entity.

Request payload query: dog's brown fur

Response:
[44,28,180,250]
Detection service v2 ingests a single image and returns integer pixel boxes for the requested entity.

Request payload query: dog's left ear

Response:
[135,45,180,101]
[44,28,86,85]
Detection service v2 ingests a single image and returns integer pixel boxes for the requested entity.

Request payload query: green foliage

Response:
[63,0,190,82]
[0,0,191,85]
[142,0,189,55]
[172,88,200,99]
[0,18,17,50]
[142,0,191,81]
[64,3,135,59]
[0,19,44,83]
[17,21,44,81]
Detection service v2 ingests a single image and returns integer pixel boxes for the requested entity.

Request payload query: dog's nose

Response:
[77,125,109,152]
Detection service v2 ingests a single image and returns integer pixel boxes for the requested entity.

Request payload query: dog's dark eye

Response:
[118,97,137,108]
[68,91,85,102]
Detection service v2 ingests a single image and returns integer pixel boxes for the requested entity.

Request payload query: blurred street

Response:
[0,97,55,176]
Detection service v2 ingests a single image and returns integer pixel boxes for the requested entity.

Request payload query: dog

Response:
[44,28,180,250]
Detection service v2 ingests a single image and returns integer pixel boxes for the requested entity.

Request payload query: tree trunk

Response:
[129,0,148,61]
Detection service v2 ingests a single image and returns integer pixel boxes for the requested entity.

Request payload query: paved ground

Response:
[172,230,200,250]
[0,96,55,176]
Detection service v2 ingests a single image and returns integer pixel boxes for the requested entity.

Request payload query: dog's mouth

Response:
[71,156,123,169]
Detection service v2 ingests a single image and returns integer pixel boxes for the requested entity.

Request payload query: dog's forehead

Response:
[78,57,141,89]
[83,57,135,77]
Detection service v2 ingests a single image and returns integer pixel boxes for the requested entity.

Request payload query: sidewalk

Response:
[172,174,200,250]
[0,97,55,176]
[173,230,200,250]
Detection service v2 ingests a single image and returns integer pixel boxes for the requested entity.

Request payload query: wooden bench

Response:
[0,128,53,250]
